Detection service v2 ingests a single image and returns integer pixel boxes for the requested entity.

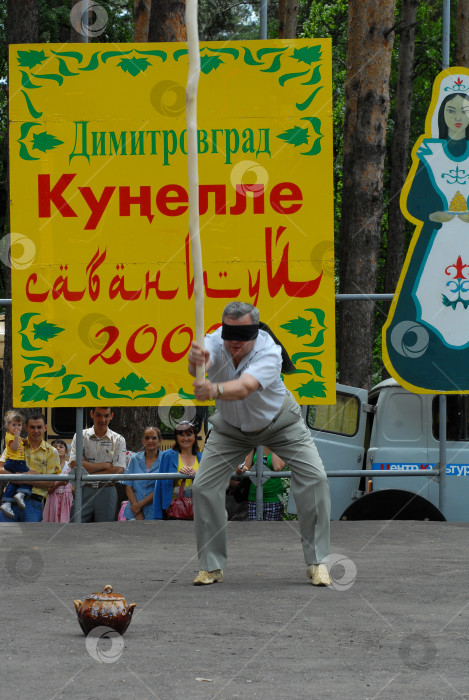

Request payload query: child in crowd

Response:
[0,411,31,519]
[43,440,73,523]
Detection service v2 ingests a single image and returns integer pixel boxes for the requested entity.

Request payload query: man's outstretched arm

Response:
[193,373,260,401]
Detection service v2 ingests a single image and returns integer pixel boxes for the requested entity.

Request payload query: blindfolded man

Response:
[189,301,331,587]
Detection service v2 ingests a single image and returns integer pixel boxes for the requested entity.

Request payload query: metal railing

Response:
[0,292,448,520]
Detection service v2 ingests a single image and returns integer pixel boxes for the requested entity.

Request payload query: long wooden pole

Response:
[186,0,205,382]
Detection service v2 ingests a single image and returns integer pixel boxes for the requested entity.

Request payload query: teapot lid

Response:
[84,585,126,601]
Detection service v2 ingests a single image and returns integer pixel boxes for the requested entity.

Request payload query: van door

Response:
[287,384,369,519]
[428,395,469,521]
[366,387,436,509]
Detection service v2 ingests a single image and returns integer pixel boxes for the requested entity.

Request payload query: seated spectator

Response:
[225,469,249,521]
[153,421,202,519]
[43,440,73,523]
[121,426,162,521]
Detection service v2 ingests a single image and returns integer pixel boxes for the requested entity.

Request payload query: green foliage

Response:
[302,0,347,284]
[198,0,259,41]
[39,0,132,44]
[281,478,297,520]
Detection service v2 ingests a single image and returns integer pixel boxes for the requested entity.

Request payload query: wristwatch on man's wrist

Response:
[217,383,224,398]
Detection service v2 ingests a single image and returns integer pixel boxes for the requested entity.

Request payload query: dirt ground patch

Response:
[1,520,467,700]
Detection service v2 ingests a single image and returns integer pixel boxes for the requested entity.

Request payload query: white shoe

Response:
[306,563,332,586]
[14,492,26,510]
[193,569,223,585]
[0,502,15,519]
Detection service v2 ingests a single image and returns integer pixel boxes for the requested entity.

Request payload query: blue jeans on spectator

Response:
[2,459,32,503]
[0,497,43,522]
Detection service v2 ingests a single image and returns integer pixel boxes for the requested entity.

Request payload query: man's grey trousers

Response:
[193,392,331,572]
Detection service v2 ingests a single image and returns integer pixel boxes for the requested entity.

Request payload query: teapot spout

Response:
[73,599,83,613]
[128,603,137,616]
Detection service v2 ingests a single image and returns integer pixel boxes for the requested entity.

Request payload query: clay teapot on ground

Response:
[74,584,136,635]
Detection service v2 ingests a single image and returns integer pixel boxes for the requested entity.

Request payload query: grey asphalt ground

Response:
[1,519,468,700]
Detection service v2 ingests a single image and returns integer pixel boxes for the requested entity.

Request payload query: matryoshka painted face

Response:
[444,95,469,140]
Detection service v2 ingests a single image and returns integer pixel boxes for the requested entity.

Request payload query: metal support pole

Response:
[71,407,83,523]
[438,394,447,517]
[260,0,267,40]
[442,0,450,70]
[255,445,264,520]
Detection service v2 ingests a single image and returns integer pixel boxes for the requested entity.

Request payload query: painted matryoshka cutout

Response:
[383,68,469,392]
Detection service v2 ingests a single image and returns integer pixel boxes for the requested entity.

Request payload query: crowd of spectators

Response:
[0,407,287,523]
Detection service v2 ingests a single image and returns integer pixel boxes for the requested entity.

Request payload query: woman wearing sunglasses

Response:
[153,421,202,519]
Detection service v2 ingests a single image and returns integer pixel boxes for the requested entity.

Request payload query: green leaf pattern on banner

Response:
[115,373,150,393]
[281,317,313,337]
[118,57,151,76]
[17,49,46,69]
[31,131,64,153]
[19,312,41,332]
[18,312,168,403]
[32,320,65,341]
[80,52,101,71]
[296,379,327,399]
[277,126,309,147]
[20,71,41,89]
[291,45,322,65]
[23,364,47,383]
[200,54,224,75]
[16,42,326,159]
[21,384,52,403]
[34,365,67,379]
[178,388,195,399]
[280,307,329,398]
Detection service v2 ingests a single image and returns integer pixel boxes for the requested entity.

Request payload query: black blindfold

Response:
[221,323,259,341]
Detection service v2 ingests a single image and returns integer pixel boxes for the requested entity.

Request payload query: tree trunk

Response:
[279,0,298,39]
[148,0,187,42]
[457,0,469,66]
[337,0,396,389]
[383,0,417,377]
[111,407,162,452]
[4,1,39,415]
[134,0,152,42]
[8,0,39,43]
[70,0,88,42]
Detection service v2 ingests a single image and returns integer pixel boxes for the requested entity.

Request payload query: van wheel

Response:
[340,489,445,521]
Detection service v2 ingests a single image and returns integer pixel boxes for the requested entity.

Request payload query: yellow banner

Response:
[9,40,335,407]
